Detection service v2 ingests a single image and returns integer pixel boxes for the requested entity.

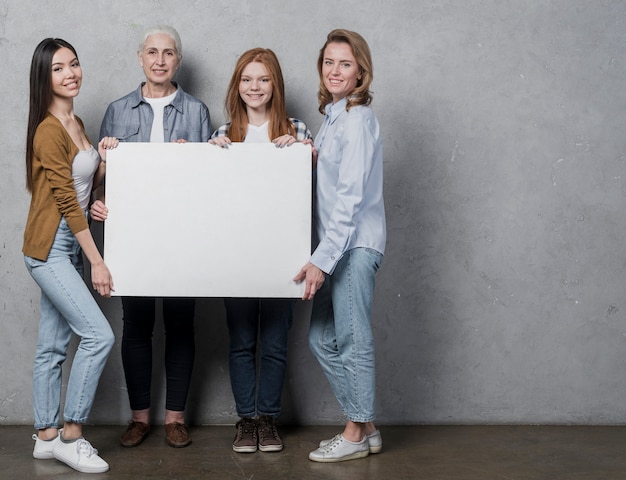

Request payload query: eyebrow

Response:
[51,57,78,67]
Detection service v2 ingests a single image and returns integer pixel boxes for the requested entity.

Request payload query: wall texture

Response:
[1,0,626,426]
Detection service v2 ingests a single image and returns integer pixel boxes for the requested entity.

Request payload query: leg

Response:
[224,297,260,418]
[330,248,382,424]
[25,222,114,431]
[162,298,195,448]
[162,297,196,416]
[308,276,350,414]
[28,267,72,431]
[257,298,293,417]
[121,296,156,415]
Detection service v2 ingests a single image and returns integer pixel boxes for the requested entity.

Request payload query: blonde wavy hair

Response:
[317,29,373,114]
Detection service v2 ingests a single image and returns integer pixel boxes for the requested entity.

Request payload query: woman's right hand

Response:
[91,261,114,298]
[90,199,108,222]
[209,136,232,148]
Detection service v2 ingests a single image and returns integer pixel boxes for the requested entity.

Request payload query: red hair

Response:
[224,48,295,141]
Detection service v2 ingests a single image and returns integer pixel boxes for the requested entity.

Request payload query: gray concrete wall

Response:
[1,0,626,426]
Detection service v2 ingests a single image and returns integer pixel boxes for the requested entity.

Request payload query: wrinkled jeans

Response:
[25,218,114,429]
[309,247,382,423]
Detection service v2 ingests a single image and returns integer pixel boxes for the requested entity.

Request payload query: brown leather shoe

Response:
[120,421,150,447]
[165,422,191,448]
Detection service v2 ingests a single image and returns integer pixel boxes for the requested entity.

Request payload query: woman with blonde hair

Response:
[294,29,386,463]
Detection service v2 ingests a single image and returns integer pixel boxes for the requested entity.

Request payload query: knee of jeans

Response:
[99,328,115,354]
[308,328,324,359]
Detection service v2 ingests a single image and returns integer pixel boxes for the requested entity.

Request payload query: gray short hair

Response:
[138,25,182,59]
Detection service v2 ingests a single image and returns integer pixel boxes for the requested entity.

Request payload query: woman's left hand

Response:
[302,138,318,167]
[272,134,296,148]
[293,262,326,300]
[98,136,120,161]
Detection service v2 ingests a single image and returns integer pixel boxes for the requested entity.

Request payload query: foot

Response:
[309,434,369,463]
[120,421,150,447]
[165,422,191,448]
[319,429,382,453]
[32,432,60,459]
[52,435,109,473]
[257,416,283,452]
[232,417,257,453]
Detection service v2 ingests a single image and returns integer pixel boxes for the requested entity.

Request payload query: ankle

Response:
[38,428,59,441]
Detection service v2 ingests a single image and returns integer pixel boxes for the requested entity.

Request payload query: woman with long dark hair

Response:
[24,37,118,474]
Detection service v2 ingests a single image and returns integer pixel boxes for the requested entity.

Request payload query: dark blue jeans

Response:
[121,296,195,412]
[224,297,294,418]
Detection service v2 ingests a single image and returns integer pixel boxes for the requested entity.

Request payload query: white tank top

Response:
[72,147,100,211]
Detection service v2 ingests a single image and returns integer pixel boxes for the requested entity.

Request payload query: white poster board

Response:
[103,142,311,298]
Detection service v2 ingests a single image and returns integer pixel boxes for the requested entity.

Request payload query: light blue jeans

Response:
[308,247,383,423]
[24,218,114,429]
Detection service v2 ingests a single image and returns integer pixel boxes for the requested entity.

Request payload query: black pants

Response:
[121,297,195,412]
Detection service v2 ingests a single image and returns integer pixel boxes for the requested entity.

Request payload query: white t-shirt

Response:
[145,90,178,142]
[244,121,270,143]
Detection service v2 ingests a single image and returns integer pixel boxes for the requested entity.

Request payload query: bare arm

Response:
[74,228,114,297]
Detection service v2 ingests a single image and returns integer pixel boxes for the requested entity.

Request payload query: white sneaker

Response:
[319,429,382,453]
[53,436,109,473]
[32,433,59,459]
[309,434,369,462]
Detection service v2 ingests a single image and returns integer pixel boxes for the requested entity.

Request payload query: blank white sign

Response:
[103,142,311,297]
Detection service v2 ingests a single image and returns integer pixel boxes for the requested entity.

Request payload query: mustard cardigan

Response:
[23,114,94,261]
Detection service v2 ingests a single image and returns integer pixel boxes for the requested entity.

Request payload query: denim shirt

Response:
[100,83,211,142]
[310,97,386,275]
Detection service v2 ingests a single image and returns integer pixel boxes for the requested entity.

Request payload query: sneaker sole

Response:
[233,445,258,453]
[319,440,382,454]
[309,449,369,463]
[33,451,55,460]
[53,453,109,473]
[258,444,283,452]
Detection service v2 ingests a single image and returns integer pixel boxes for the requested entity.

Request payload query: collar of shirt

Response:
[326,97,348,125]
[129,82,184,113]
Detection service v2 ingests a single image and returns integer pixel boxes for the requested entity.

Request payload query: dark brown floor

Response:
[1,425,625,479]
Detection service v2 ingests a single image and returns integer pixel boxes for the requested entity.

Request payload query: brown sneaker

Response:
[120,421,150,447]
[257,415,283,452]
[233,417,257,453]
[165,422,191,448]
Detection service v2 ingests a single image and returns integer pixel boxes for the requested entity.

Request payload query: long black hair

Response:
[25,38,78,192]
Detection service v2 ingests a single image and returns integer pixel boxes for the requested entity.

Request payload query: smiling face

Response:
[138,33,180,87]
[321,42,362,104]
[50,47,82,100]
[238,61,273,113]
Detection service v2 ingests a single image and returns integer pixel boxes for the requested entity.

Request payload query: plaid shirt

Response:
[211,118,312,141]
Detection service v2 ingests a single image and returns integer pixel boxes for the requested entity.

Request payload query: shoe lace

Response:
[257,418,277,440]
[237,419,257,439]
[76,438,98,458]
[321,434,343,452]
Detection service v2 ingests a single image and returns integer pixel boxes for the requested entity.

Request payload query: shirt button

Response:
[331,256,335,260]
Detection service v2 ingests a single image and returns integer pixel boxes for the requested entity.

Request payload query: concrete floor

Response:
[1,425,625,479]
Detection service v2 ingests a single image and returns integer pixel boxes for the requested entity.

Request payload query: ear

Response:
[137,51,143,67]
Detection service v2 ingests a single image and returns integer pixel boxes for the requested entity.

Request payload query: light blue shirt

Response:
[310,97,386,274]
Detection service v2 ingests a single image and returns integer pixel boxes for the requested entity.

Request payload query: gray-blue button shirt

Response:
[100,83,211,142]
